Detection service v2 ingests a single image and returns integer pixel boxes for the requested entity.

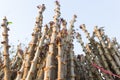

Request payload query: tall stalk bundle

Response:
[0,1,120,80]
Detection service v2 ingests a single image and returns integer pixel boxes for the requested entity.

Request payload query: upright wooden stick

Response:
[1,16,11,80]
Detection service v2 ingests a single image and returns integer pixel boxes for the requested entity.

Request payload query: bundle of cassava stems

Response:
[0,1,120,80]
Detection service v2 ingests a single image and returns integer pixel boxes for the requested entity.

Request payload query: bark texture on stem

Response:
[22,4,45,80]
[1,16,11,80]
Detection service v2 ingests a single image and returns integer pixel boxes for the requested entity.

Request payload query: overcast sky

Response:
[0,0,120,54]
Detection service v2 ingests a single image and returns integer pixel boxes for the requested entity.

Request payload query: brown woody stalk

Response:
[80,24,113,79]
[22,4,45,79]
[44,1,60,80]
[56,33,64,80]
[25,25,48,80]
[94,26,120,75]
[1,16,11,80]
[68,15,77,80]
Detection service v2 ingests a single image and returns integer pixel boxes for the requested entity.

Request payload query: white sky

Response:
[0,0,120,55]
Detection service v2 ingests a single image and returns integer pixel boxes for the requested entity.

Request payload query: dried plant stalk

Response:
[0,1,120,80]
[1,16,11,80]
[22,4,45,79]
[56,33,64,80]
[94,26,120,75]
[25,25,48,80]
[44,1,60,80]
